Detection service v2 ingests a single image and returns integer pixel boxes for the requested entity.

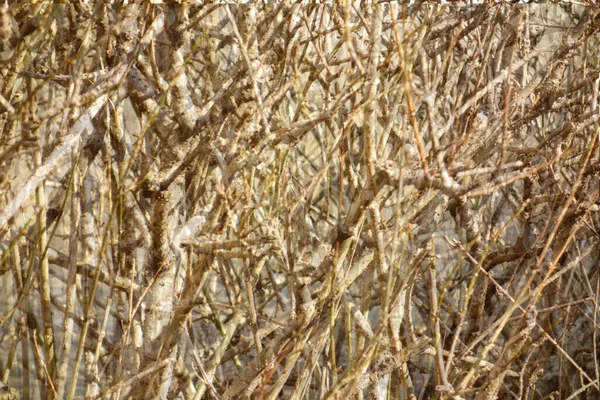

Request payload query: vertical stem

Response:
[35,147,56,397]
[363,2,382,192]
[428,260,451,390]
[82,166,99,399]
[54,154,79,399]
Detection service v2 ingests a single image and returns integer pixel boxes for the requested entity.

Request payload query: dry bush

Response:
[1,2,600,400]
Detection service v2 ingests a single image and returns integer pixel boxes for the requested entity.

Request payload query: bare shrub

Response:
[1,2,600,400]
